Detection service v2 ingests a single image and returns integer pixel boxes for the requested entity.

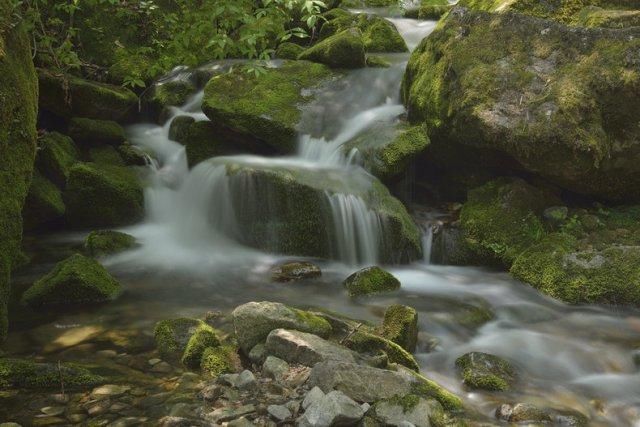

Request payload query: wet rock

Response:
[168,115,195,144]
[265,329,357,367]
[343,330,419,371]
[198,384,224,402]
[68,117,126,146]
[0,358,104,391]
[85,230,137,257]
[343,266,401,297]
[270,261,322,282]
[90,384,130,400]
[299,29,366,69]
[150,361,173,373]
[154,318,211,361]
[298,390,365,427]
[456,352,517,391]
[201,345,240,378]
[633,349,640,368]
[21,254,122,307]
[232,301,332,352]
[382,304,418,353]
[262,356,289,382]
[87,399,111,416]
[107,417,148,427]
[267,404,292,421]
[319,12,408,53]
[372,396,444,427]
[554,409,589,426]
[158,417,195,427]
[40,406,65,416]
[180,324,221,369]
[496,403,552,423]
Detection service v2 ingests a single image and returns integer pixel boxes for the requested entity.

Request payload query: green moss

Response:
[455,351,516,391]
[275,42,306,59]
[345,330,419,371]
[320,14,407,53]
[22,171,65,230]
[116,144,149,167]
[63,162,143,228]
[150,80,195,109]
[154,318,205,361]
[85,230,137,257]
[299,29,366,69]
[38,68,138,121]
[0,358,104,390]
[202,61,335,153]
[68,117,126,146]
[21,254,122,307]
[200,345,239,377]
[168,116,196,144]
[575,7,640,28]
[343,266,401,296]
[293,308,333,335]
[460,178,546,265]
[366,55,391,68]
[0,1,38,342]
[89,146,126,166]
[382,304,418,353]
[181,325,221,369]
[373,125,430,180]
[35,132,79,188]
[184,121,240,167]
[408,371,464,411]
[405,1,453,20]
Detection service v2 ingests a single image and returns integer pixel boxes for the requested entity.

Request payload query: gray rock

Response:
[298,390,365,427]
[249,343,266,364]
[373,396,444,427]
[496,403,552,423]
[207,404,256,423]
[309,361,412,402]
[227,417,256,427]
[268,404,292,421]
[233,301,332,352]
[158,417,197,427]
[265,329,357,367]
[263,356,290,381]
[303,386,325,410]
[235,370,257,390]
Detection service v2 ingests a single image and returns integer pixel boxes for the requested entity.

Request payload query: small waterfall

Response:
[421,223,434,264]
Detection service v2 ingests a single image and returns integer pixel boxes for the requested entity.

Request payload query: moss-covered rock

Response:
[404,369,464,411]
[344,330,420,371]
[366,55,391,68]
[0,358,104,390]
[319,13,408,53]
[200,345,240,377]
[85,230,137,257]
[404,0,453,20]
[372,125,430,180]
[89,146,126,166]
[168,116,196,144]
[182,121,253,167]
[38,68,138,121]
[343,266,401,296]
[154,318,208,361]
[459,178,546,265]
[298,29,367,69]
[270,261,322,282]
[275,42,306,59]
[63,162,144,228]
[22,171,65,230]
[0,4,39,341]
[148,79,195,110]
[382,304,418,353]
[181,324,221,369]
[402,7,640,201]
[68,117,126,147]
[455,351,517,391]
[574,7,640,29]
[35,132,79,188]
[117,143,149,166]
[21,254,122,307]
[202,61,336,153]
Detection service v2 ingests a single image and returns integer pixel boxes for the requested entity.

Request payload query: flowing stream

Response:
[7,8,640,426]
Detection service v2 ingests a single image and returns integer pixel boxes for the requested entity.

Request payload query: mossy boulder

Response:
[344,330,420,371]
[201,345,241,377]
[298,29,366,69]
[372,125,430,180]
[319,14,408,53]
[455,351,517,391]
[63,162,144,228]
[181,325,221,369]
[202,61,336,153]
[68,117,126,146]
[232,301,332,352]
[35,132,79,188]
[402,7,640,201]
[366,55,391,68]
[0,358,104,390]
[21,254,122,307]
[275,42,306,59]
[148,79,195,110]
[38,68,138,121]
[0,5,39,341]
[85,230,137,257]
[382,304,418,353]
[88,146,126,166]
[117,144,149,166]
[154,318,210,361]
[22,171,65,230]
[343,266,401,296]
[181,121,256,167]
[459,178,547,265]
[404,0,453,20]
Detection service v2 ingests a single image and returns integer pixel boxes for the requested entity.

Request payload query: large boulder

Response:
[232,301,332,352]
[343,266,401,296]
[402,7,640,201]
[202,61,336,154]
[0,3,39,341]
[67,117,126,146]
[38,68,138,121]
[35,132,79,188]
[84,230,137,257]
[63,162,144,227]
[21,254,122,307]
[264,328,358,366]
[190,158,422,263]
[299,29,367,69]
[319,13,408,53]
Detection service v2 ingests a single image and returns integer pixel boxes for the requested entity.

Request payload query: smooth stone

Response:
[150,361,173,373]
[40,407,65,416]
[496,403,552,423]
[373,397,443,427]
[67,414,87,423]
[199,384,224,402]
[91,385,131,399]
[302,386,325,410]
[97,350,118,358]
[207,404,256,423]
[270,261,321,282]
[107,417,148,427]
[298,390,365,427]
[148,358,162,366]
[235,370,257,390]
[87,400,111,416]
[262,356,290,382]
[267,404,292,421]
[265,329,357,367]
[248,344,266,364]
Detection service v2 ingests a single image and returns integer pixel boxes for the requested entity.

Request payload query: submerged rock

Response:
[202,61,336,153]
[85,230,137,257]
[0,358,104,390]
[21,254,122,307]
[299,29,367,69]
[382,304,418,353]
[343,266,401,297]
[270,261,322,282]
[402,7,640,201]
[232,301,332,352]
[455,352,517,391]
[63,162,144,227]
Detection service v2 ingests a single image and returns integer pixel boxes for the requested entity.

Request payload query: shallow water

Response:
[6,8,640,427]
